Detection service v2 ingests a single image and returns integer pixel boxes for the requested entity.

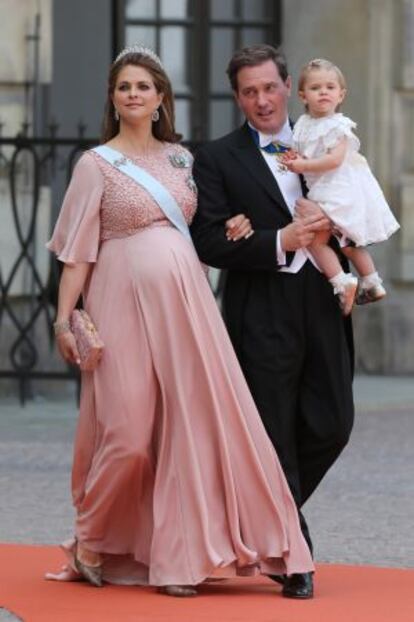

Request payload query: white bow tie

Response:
[259,132,293,149]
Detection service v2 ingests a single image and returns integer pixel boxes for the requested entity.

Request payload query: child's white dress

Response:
[292,113,399,247]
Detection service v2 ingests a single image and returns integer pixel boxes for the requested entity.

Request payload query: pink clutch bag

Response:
[70,309,104,371]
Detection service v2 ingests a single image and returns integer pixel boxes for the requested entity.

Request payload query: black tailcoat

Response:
[191,123,354,551]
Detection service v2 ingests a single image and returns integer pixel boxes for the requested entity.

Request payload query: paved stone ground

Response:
[0,610,22,622]
[306,377,414,568]
[0,376,413,568]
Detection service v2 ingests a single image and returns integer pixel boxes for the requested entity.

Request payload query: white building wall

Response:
[282,0,414,372]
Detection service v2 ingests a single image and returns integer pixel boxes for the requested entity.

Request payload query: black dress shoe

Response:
[268,574,286,586]
[282,572,313,599]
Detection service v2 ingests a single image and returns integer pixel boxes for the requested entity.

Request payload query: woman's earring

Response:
[114,109,120,121]
[152,109,160,122]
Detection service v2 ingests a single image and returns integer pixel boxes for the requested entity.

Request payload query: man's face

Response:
[234,59,291,134]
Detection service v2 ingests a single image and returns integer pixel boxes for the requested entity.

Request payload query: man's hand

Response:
[295,197,331,232]
[280,217,318,251]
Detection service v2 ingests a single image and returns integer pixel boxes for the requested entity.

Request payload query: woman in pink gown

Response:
[47,45,313,596]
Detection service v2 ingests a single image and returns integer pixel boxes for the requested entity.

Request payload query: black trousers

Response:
[226,262,354,553]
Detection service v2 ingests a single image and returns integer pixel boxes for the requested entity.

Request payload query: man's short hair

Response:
[226,44,289,92]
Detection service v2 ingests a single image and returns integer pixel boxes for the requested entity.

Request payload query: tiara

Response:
[114,45,163,68]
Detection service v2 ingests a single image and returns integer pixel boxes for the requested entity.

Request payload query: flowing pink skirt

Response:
[47,226,313,586]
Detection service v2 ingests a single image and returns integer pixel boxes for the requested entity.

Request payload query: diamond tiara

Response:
[114,45,163,68]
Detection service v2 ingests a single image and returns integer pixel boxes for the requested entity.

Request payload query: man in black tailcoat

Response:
[191,45,354,599]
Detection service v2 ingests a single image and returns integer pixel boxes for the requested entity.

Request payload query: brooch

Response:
[260,141,291,174]
[113,156,127,168]
[169,151,191,168]
[274,155,289,174]
[186,175,197,194]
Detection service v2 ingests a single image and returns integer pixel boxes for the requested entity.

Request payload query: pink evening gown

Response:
[46,143,314,586]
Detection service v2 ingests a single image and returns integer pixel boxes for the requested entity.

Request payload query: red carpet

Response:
[0,543,413,622]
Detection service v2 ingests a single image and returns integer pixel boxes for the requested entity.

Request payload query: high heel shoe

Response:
[158,585,198,597]
[74,542,103,587]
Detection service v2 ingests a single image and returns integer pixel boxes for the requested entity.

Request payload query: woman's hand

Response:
[54,263,91,367]
[56,331,80,367]
[225,213,254,241]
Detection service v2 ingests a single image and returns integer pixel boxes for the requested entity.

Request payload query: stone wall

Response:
[283,0,414,372]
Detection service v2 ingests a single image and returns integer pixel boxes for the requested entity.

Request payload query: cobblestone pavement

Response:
[0,610,22,622]
[0,376,413,568]
[0,610,22,621]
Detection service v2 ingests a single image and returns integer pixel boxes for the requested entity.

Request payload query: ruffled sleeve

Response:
[322,114,360,151]
[293,113,360,158]
[46,152,104,264]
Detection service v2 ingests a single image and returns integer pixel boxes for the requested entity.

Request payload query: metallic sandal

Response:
[74,543,103,587]
[158,585,198,597]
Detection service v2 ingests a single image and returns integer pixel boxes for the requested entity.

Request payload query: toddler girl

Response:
[284,59,399,315]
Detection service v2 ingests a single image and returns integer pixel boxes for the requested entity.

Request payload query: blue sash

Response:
[93,145,193,243]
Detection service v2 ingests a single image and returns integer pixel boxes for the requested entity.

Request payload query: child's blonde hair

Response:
[298,59,346,111]
[298,58,347,90]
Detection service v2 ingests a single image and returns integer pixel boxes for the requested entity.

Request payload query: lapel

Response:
[229,123,292,218]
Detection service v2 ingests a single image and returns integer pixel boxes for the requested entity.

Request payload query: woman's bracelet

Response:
[53,319,71,336]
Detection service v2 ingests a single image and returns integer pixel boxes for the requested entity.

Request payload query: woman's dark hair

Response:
[101,52,181,144]
[226,44,289,92]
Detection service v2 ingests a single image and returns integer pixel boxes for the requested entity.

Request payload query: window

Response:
[115,0,280,141]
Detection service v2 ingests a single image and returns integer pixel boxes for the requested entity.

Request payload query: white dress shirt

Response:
[250,120,319,273]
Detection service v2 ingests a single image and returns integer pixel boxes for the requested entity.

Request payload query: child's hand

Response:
[280,149,307,172]
[286,148,299,159]
[280,149,298,164]
[284,156,308,174]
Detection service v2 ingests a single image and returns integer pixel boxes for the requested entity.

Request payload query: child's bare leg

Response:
[341,246,375,276]
[310,231,343,279]
[342,245,386,304]
[310,231,357,315]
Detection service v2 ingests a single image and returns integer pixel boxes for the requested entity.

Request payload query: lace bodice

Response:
[89,144,197,240]
[47,143,197,264]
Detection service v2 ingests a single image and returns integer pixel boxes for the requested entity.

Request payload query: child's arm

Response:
[284,136,347,174]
